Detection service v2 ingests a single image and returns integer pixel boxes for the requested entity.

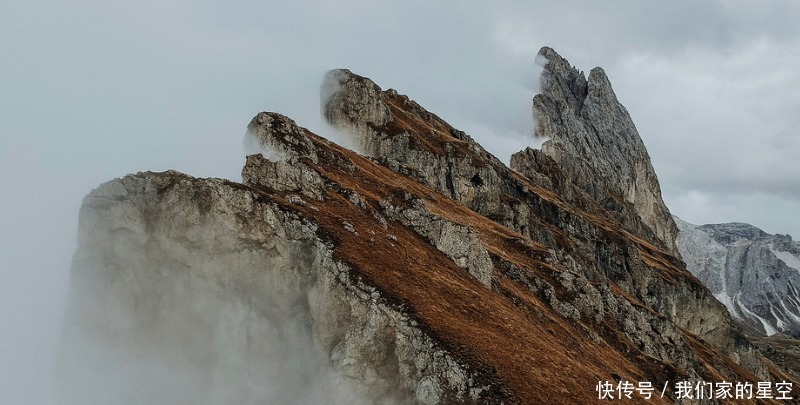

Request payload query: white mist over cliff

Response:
[60,256,370,405]
[58,174,400,404]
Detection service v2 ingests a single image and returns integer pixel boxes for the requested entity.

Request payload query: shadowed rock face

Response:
[677,216,800,338]
[61,47,799,404]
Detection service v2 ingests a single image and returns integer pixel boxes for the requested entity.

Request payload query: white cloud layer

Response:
[1,1,799,403]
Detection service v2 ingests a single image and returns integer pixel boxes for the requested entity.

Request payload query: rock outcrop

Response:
[525,47,679,256]
[676,216,800,337]
[60,47,799,404]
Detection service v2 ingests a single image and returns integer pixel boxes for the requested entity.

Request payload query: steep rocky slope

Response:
[524,47,679,257]
[60,47,798,403]
[676,216,800,338]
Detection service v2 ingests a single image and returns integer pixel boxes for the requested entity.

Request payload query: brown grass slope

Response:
[240,107,798,402]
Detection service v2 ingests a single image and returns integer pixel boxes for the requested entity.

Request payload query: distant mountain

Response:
[676,216,800,337]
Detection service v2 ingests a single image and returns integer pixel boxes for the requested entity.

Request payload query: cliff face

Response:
[676,217,800,338]
[61,47,798,404]
[530,47,679,256]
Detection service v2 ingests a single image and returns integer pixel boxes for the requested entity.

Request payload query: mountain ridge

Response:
[58,47,799,403]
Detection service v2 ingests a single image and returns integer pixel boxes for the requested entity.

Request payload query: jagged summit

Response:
[60,47,799,404]
[322,48,678,256]
[536,46,589,113]
[531,46,680,256]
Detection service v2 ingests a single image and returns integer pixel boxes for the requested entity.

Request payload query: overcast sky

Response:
[1,1,799,403]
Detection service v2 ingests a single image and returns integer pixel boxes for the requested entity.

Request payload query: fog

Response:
[59,211,386,404]
[1,1,799,404]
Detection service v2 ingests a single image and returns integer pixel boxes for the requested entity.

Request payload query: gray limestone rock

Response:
[379,196,494,287]
[323,68,392,151]
[242,113,325,199]
[531,46,679,256]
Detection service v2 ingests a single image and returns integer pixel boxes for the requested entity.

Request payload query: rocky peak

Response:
[527,47,679,256]
[241,112,326,200]
[323,68,391,143]
[536,46,588,113]
[246,112,319,163]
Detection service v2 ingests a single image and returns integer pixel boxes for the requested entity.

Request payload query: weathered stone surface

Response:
[676,216,800,337]
[378,195,494,287]
[529,47,679,256]
[242,112,325,199]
